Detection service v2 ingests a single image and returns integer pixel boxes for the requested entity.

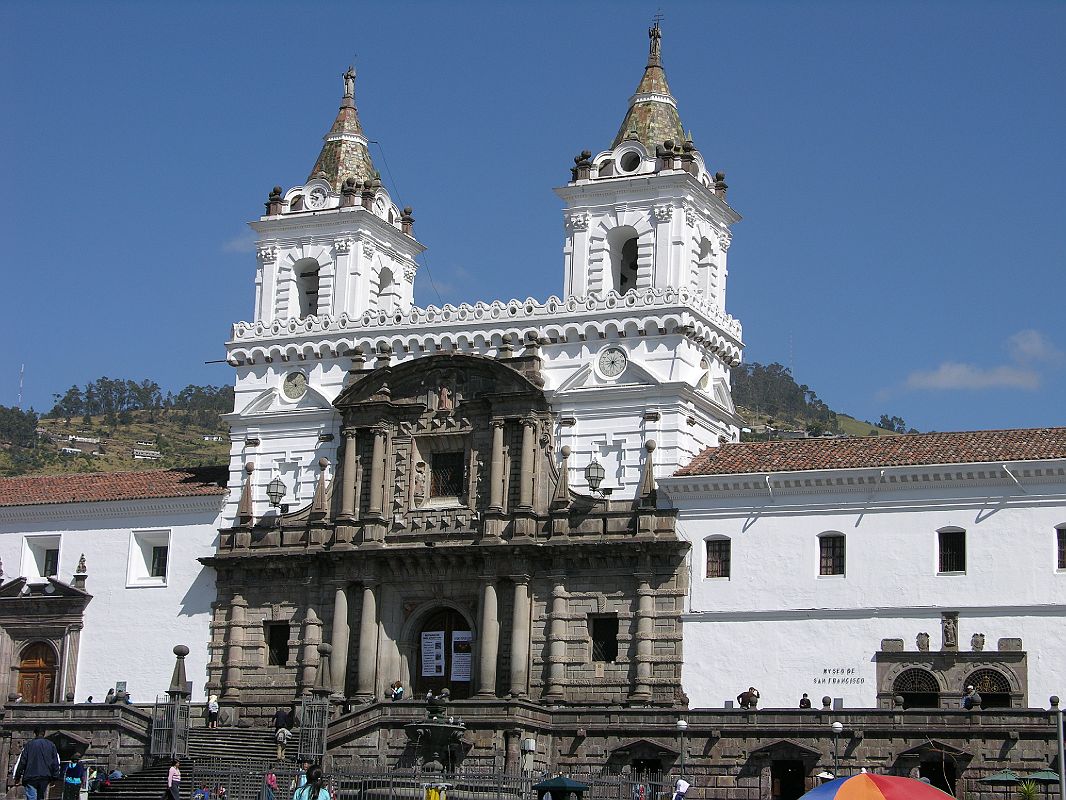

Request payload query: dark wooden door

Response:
[18,642,57,703]
[415,608,472,699]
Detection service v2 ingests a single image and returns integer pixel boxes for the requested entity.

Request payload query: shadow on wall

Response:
[179,567,216,618]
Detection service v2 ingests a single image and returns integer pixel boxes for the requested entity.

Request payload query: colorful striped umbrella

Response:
[801,773,954,800]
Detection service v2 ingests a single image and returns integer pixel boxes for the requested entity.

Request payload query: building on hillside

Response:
[660,429,1066,712]
[0,468,226,703]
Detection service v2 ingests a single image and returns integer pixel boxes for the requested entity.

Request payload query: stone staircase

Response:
[90,728,280,800]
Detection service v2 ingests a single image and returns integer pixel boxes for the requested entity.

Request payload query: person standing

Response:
[293,767,329,800]
[263,771,278,800]
[166,760,181,800]
[13,727,61,800]
[62,753,87,800]
[962,684,982,710]
[207,695,220,729]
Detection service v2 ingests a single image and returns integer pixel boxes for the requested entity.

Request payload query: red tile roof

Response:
[0,467,228,507]
[675,428,1066,477]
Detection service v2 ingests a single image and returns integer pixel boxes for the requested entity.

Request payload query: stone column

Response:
[544,576,567,701]
[476,578,500,697]
[488,420,506,512]
[355,582,379,699]
[518,418,535,510]
[330,585,351,696]
[509,575,532,697]
[298,608,322,694]
[367,427,387,517]
[340,429,357,517]
[223,594,247,699]
[630,573,653,701]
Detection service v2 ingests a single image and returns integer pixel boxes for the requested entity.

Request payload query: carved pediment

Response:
[238,385,334,416]
[555,359,659,394]
[335,354,548,411]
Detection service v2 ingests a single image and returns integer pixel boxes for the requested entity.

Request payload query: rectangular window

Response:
[21,535,62,582]
[43,549,60,578]
[150,546,169,578]
[126,530,171,587]
[590,615,619,663]
[819,536,846,576]
[938,530,966,573]
[265,622,291,667]
[706,539,731,578]
[430,451,465,497]
[1057,529,1065,570]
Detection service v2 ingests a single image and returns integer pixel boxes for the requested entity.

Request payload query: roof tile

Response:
[675,428,1066,476]
[0,467,228,507]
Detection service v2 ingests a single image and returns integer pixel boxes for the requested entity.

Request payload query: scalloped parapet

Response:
[228,287,744,365]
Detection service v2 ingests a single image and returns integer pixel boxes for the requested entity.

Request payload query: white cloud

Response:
[905,362,1041,391]
[222,231,258,253]
[900,329,1062,393]
[1007,329,1064,365]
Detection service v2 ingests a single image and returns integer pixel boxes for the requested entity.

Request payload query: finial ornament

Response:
[648,16,663,66]
[342,65,356,98]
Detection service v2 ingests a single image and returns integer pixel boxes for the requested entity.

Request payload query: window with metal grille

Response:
[1057,527,1066,569]
[265,622,290,667]
[431,452,465,497]
[43,549,60,578]
[706,538,731,578]
[938,529,966,573]
[590,615,618,663]
[893,668,940,709]
[819,534,845,576]
[150,546,168,578]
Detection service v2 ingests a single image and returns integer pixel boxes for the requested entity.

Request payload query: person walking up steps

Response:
[13,728,61,800]
[166,760,181,800]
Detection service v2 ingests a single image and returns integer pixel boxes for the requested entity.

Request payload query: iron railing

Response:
[150,693,191,759]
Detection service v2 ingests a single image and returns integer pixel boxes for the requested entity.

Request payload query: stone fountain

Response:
[404,689,470,770]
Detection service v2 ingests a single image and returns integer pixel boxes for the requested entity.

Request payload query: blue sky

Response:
[2,1,1064,433]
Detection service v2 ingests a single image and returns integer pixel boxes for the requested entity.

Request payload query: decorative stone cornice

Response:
[653,205,674,223]
[334,237,353,254]
[256,245,278,264]
[0,494,226,524]
[566,211,590,231]
[717,232,732,251]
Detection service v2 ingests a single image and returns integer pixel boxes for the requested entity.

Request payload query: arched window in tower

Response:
[376,266,398,314]
[292,258,320,318]
[966,668,1012,708]
[607,226,639,294]
[697,238,717,300]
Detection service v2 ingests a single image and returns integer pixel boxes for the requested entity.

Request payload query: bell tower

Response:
[249,66,425,326]
[556,23,738,312]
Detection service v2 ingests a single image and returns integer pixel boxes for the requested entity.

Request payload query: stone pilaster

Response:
[223,594,247,700]
[355,581,379,700]
[544,575,567,701]
[630,573,654,702]
[330,585,351,696]
[509,575,532,697]
[476,577,500,697]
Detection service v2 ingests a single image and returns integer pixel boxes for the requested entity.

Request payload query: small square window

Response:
[706,539,731,578]
[430,452,465,498]
[819,535,846,576]
[127,530,171,587]
[265,622,290,666]
[938,530,966,573]
[590,615,618,663]
[21,535,61,582]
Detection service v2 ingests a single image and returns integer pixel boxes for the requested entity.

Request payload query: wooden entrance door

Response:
[415,608,472,699]
[18,642,57,703]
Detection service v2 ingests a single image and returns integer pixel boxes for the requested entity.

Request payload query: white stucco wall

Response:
[661,463,1066,710]
[0,495,224,702]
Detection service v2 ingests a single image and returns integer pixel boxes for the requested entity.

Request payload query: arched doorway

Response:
[18,642,57,703]
[415,607,473,700]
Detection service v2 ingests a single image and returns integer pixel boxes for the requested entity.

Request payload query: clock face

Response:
[307,188,327,209]
[282,372,307,400]
[598,347,628,378]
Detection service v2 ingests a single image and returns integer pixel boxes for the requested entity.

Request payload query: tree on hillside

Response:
[0,406,38,448]
[51,386,83,425]
[732,362,838,432]
[878,414,919,434]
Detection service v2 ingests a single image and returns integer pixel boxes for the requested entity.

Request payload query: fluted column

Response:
[630,573,654,701]
[544,576,567,701]
[476,578,500,697]
[508,575,531,697]
[355,582,379,699]
[488,420,506,512]
[367,427,386,517]
[223,594,247,699]
[340,429,357,517]
[330,585,351,696]
[518,417,535,510]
